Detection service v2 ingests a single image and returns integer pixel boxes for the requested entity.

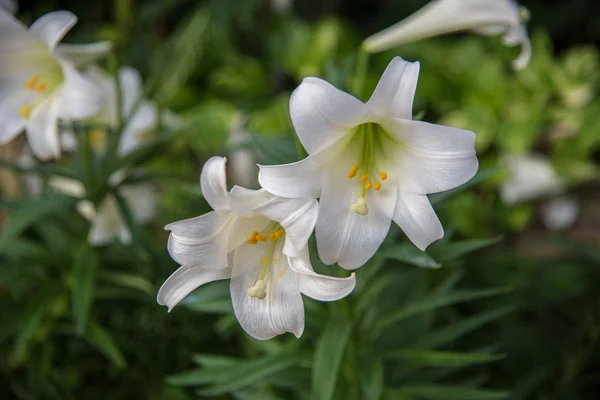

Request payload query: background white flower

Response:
[363,0,531,70]
[501,153,579,231]
[158,157,356,340]
[227,114,259,188]
[0,0,17,14]
[259,57,478,270]
[0,10,104,160]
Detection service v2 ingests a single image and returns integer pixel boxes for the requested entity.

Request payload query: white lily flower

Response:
[500,153,564,204]
[49,175,157,246]
[500,153,579,231]
[157,157,356,340]
[227,115,259,188]
[61,66,157,155]
[0,10,104,160]
[0,0,17,14]
[363,0,531,70]
[258,57,478,269]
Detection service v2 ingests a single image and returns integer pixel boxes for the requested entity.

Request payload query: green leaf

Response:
[312,319,353,400]
[85,320,126,368]
[385,350,505,367]
[0,195,76,247]
[380,244,441,269]
[432,237,503,263]
[99,271,154,295]
[359,358,384,400]
[374,287,511,335]
[415,307,515,349]
[398,385,510,400]
[72,246,99,336]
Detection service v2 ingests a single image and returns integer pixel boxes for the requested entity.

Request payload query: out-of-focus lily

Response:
[363,0,531,70]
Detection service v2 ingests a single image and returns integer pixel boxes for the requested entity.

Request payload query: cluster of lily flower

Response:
[2,0,557,340]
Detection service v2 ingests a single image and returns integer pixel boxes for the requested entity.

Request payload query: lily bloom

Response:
[157,157,356,340]
[363,0,531,70]
[0,10,107,159]
[259,57,478,270]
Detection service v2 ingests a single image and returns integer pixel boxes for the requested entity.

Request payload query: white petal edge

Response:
[157,264,232,312]
[200,156,230,211]
[393,190,443,251]
[29,11,77,50]
[288,247,356,301]
[57,60,102,119]
[25,98,61,160]
[381,118,478,195]
[290,77,369,154]
[55,41,112,67]
[165,210,233,270]
[367,57,420,120]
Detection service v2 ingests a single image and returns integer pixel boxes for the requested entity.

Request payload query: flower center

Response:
[345,122,393,216]
[18,66,63,120]
[246,224,285,300]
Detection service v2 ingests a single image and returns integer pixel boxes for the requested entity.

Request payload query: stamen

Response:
[246,230,260,244]
[347,171,356,179]
[269,229,284,240]
[24,75,39,90]
[350,197,369,215]
[351,164,358,172]
[379,172,387,180]
[374,181,381,191]
[18,105,32,119]
[364,182,372,190]
[36,82,48,92]
[256,234,267,242]
[360,173,368,182]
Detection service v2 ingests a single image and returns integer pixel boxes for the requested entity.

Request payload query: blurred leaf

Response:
[0,196,76,248]
[431,237,503,263]
[85,320,127,368]
[359,358,384,400]
[386,350,505,367]
[397,385,510,399]
[312,318,352,400]
[380,244,440,269]
[429,167,501,205]
[72,246,99,336]
[100,271,154,295]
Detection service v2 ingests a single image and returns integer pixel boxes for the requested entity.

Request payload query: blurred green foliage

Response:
[1,0,600,399]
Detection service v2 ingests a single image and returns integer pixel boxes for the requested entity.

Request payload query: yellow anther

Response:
[269,229,284,240]
[247,237,258,244]
[24,75,39,90]
[374,181,381,191]
[18,105,32,119]
[351,164,358,172]
[256,234,267,242]
[347,171,356,179]
[365,182,372,190]
[380,172,387,180]
[36,82,48,92]
[360,173,368,182]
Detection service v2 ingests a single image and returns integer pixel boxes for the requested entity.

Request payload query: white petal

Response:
[48,176,85,198]
[500,153,564,204]
[393,190,443,251]
[25,98,61,160]
[121,182,158,224]
[230,241,304,340]
[288,246,356,301]
[226,214,272,252]
[118,66,143,116]
[55,41,112,67]
[0,84,26,144]
[57,60,102,119]
[200,156,230,211]
[157,264,232,312]
[257,139,342,199]
[165,210,233,270]
[29,11,77,49]
[228,188,318,258]
[87,195,124,246]
[316,163,397,270]
[0,0,18,14]
[118,101,157,156]
[380,118,478,195]
[540,196,579,231]
[0,6,26,35]
[290,77,368,154]
[367,57,420,120]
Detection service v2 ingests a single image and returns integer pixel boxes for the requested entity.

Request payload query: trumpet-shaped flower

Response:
[258,57,478,270]
[0,10,106,160]
[61,66,158,155]
[157,157,356,340]
[363,0,531,70]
